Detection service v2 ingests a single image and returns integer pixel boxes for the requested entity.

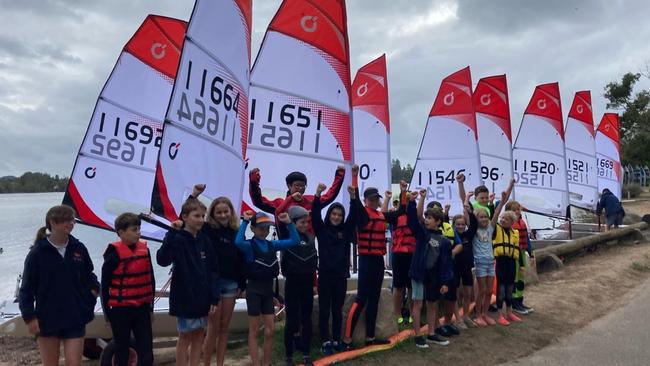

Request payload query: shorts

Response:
[39,325,85,339]
[411,279,442,302]
[474,258,495,277]
[455,258,474,287]
[606,213,623,227]
[177,317,207,333]
[391,252,413,289]
[246,291,274,316]
[218,278,239,298]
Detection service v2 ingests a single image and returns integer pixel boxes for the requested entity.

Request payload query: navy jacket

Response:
[456,212,478,266]
[202,224,246,290]
[157,228,220,318]
[19,236,99,333]
[311,197,356,278]
[406,201,454,286]
[597,190,624,217]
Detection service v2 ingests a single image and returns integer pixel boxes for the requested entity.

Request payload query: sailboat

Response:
[595,113,622,199]
[151,0,252,220]
[351,54,391,194]
[565,91,598,210]
[410,66,482,214]
[243,0,353,212]
[473,74,513,196]
[62,15,187,240]
[512,83,569,217]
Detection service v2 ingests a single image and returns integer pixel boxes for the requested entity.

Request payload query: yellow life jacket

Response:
[440,222,455,242]
[492,224,520,260]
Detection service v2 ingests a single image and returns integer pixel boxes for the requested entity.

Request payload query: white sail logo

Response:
[357,82,368,97]
[537,98,547,110]
[151,43,167,60]
[300,15,318,33]
[443,92,455,106]
[576,104,584,114]
[480,93,491,106]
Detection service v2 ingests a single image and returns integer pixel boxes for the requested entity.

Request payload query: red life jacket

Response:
[358,207,387,256]
[392,214,415,253]
[512,218,529,251]
[107,240,154,307]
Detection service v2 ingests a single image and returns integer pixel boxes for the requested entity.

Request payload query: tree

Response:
[604,72,650,166]
[391,159,402,183]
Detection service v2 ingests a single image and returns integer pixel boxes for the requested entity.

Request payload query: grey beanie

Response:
[288,206,309,222]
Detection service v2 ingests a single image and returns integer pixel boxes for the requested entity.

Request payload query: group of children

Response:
[18,165,535,366]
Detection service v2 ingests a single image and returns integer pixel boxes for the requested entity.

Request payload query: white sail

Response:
[151,0,251,220]
[243,0,353,213]
[473,74,513,196]
[565,90,598,210]
[352,54,391,194]
[595,113,622,200]
[513,83,569,216]
[410,67,482,215]
[63,15,187,239]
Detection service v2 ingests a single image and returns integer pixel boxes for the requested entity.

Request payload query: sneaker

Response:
[415,336,429,348]
[522,303,535,313]
[484,315,497,326]
[488,304,498,313]
[463,317,477,328]
[397,317,405,325]
[474,317,487,327]
[337,341,354,352]
[426,334,450,346]
[497,314,510,326]
[444,324,460,336]
[302,356,314,366]
[454,320,468,330]
[507,312,522,322]
[321,341,334,356]
[408,316,414,324]
[365,338,391,346]
[513,304,529,315]
[434,326,452,337]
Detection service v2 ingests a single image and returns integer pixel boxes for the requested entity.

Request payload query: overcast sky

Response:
[1,0,649,177]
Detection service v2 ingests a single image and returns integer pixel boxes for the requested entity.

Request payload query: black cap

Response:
[285,171,307,185]
[427,201,442,209]
[363,187,382,199]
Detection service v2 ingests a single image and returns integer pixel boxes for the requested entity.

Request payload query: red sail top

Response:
[524,82,564,139]
[598,113,620,148]
[234,0,253,63]
[429,66,476,135]
[125,15,187,80]
[473,74,511,141]
[568,90,594,135]
[352,54,390,133]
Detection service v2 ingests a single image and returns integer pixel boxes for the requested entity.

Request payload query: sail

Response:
[565,90,598,210]
[151,0,252,220]
[595,113,622,199]
[513,83,569,216]
[473,74,513,196]
[352,54,391,194]
[244,0,352,212]
[62,15,187,240]
[410,67,482,215]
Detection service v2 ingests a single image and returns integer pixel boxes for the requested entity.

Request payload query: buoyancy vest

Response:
[281,233,318,276]
[441,222,456,242]
[357,207,387,256]
[512,218,529,251]
[244,240,280,281]
[492,225,520,260]
[392,214,415,253]
[108,241,154,307]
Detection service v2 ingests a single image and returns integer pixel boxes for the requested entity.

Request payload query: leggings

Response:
[108,304,153,366]
[318,274,347,343]
[345,255,384,339]
[284,274,314,357]
[495,256,516,309]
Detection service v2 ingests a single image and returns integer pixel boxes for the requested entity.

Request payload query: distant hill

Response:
[0,172,69,193]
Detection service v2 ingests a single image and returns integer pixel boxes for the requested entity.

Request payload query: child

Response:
[187,185,246,366]
[312,183,357,355]
[493,210,525,325]
[19,205,99,366]
[236,211,300,366]
[340,167,408,349]
[157,200,219,366]
[248,166,346,237]
[506,200,535,315]
[407,192,454,348]
[389,190,415,326]
[472,185,495,218]
[101,213,155,366]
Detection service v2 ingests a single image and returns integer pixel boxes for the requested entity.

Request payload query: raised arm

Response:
[406,192,423,237]
[383,181,408,223]
[319,165,346,206]
[248,168,282,215]
[345,185,358,231]
[417,188,427,223]
[381,190,391,213]
[272,213,300,249]
[311,183,327,234]
[349,165,370,230]
[457,172,467,206]
[491,178,515,227]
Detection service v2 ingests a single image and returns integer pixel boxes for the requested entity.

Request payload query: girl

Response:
[188,185,246,366]
[493,210,525,325]
[236,211,299,366]
[505,200,535,315]
[19,205,99,366]
[157,200,219,366]
[451,190,478,329]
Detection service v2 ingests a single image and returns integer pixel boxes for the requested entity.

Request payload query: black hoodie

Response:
[311,196,357,278]
[19,235,99,333]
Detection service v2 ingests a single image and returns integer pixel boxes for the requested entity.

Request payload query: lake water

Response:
[0,192,171,301]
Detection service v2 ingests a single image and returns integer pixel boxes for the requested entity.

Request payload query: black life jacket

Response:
[281,233,318,276]
[243,239,279,281]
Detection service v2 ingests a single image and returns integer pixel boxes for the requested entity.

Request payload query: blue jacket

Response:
[19,236,99,333]
[406,201,454,286]
[597,190,623,216]
[234,221,300,263]
[157,228,220,318]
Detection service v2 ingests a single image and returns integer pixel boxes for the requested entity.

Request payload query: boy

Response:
[407,191,454,348]
[101,213,155,366]
[157,200,219,366]
[236,211,300,366]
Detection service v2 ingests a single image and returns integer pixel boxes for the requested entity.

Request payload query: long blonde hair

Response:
[207,197,240,230]
[34,205,75,245]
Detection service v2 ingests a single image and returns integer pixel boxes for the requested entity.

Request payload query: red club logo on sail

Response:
[357,82,368,97]
[151,42,167,60]
[300,15,318,33]
[480,93,491,106]
[168,142,180,160]
[84,167,96,179]
[537,98,547,110]
[576,104,583,114]
[443,92,455,106]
